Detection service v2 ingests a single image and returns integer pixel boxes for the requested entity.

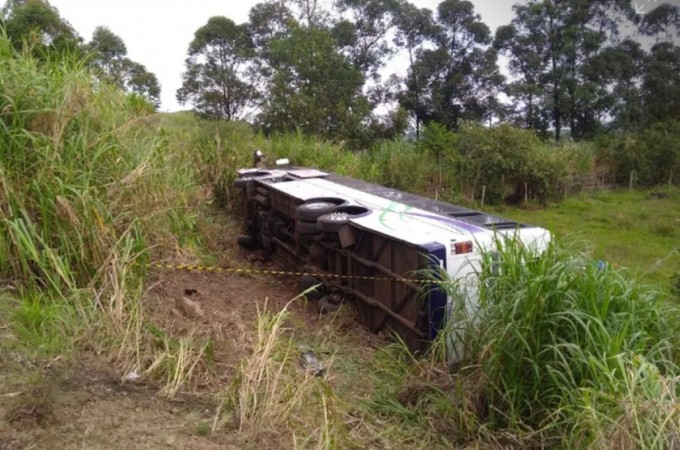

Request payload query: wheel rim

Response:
[306,202,333,210]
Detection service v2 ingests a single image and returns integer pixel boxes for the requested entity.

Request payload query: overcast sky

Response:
[45,0,516,111]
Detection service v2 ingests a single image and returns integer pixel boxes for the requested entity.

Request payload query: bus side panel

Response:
[345,228,443,352]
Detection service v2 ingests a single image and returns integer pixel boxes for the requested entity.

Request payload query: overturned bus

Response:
[234,166,550,353]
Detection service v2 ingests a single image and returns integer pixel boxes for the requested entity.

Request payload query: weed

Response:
[213,299,357,448]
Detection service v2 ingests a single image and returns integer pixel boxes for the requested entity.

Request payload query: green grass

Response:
[494,188,680,294]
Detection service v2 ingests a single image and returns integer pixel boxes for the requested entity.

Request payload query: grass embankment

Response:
[0,38,219,392]
[2,36,679,448]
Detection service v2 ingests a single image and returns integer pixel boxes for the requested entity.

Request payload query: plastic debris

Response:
[299,347,325,377]
[124,370,140,382]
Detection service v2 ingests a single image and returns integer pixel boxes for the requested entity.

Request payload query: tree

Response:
[1,0,80,54]
[582,38,644,132]
[637,120,680,186]
[123,60,161,107]
[87,26,161,108]
[248,1,294,56]
[393,1,436,139]
[496,0,632,141]
[399,0,503,131]
[332,0,400,80]
[642,42,680,123]
[560,0,632,139]
[87,26,127,85]
[495,12,551,134]
[639,3,680,43]
[177,16,256,120]
[257,23,369,139]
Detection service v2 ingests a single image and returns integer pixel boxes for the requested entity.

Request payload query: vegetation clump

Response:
[425,239,680,448]
[0,34,211,387]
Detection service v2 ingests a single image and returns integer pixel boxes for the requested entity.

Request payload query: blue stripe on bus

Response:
[420,242,448,341]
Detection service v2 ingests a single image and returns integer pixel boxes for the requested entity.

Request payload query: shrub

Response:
[455,123,571,204]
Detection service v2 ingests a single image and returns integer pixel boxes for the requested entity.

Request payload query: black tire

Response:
[316,213,349,233]
[300,275,324,301]
[297,219,320,235]
[296,197,346,220]
[297,201,336,220]
[318,294,343,314]
[317,205,371,232]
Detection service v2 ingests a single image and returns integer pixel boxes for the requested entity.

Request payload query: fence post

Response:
[481,185,486,208]
[629,171,635,191]
[525,182,528,203]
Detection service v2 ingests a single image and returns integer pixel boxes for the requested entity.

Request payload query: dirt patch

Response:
[1,251,384,449]
[145,266,325,382]
[0,363,233,450]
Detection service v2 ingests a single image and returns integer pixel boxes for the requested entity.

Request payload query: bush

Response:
[455,123,571,204]
[603,121,680,187]
[639,120,680,186]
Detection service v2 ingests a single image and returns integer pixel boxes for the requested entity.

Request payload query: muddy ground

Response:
[0,249,383,449]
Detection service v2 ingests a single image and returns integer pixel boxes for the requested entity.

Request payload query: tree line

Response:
[177,0,680,146]
[0,0,161,107]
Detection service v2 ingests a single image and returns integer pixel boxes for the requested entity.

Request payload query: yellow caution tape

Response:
[142,262,442,284]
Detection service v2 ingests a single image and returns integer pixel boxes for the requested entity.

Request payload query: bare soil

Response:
[0,249,382,449]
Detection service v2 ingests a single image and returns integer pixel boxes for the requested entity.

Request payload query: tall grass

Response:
[435,237,680,447]
[0,34,213,391]
[218,300,351,448]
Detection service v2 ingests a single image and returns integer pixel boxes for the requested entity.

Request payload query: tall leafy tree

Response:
[638,4,680,125]
[582,38,644,132]
[291,0,329,27]
[333,0,400,80]
[245,1,372,142]
[639,3,680,43]
[393,1,436,138]
[1,0,80,53]
[87,26,161,107]
[496,0,632,141]
[123,60,161,107]
[248,1,294,56]
[177,16,256,120]
[87,26,128,85]
[560,0,631,139]
[642,42,680,123]
[495,7,551,134]
[258,23,369,138]
[399,0,503,131]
